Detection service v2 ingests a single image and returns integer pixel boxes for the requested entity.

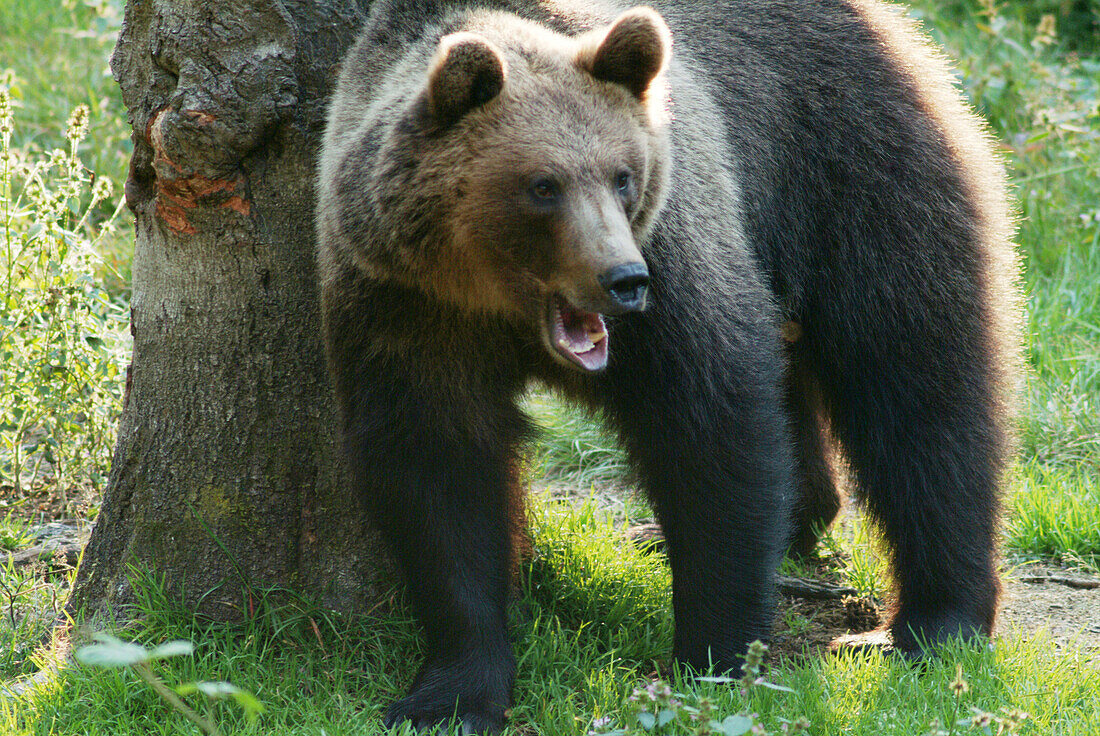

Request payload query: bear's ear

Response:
[427,32,507,125]
[577,7,671,100]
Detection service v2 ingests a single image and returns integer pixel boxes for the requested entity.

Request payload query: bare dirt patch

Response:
[616,514,1100,660]
[998,562,1100,651]
[768,560,1100,661]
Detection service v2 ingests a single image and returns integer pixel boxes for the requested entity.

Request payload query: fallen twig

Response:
[5,541,83,569]
[1019,574,1100,590]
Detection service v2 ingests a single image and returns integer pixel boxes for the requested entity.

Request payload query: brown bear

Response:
[315,0,1019,733]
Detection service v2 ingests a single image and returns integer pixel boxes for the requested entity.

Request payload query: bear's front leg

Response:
[595,289,795,672]
[337,351,526,735]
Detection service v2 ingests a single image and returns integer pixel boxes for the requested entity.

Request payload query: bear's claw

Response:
[383,656,511,735]
[383,700,506,735]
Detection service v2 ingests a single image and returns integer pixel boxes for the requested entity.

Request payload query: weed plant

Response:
[0,90,127,501]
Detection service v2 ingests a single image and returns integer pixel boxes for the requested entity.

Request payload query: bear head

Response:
[348,7,672,372]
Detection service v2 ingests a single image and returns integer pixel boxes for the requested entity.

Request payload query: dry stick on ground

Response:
[627,522,859,599]
[777,577,859,600]
[6,542,82,569]
[1019,574,1100,590]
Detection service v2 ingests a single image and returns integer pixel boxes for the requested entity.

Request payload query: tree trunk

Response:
[69,0,392,622]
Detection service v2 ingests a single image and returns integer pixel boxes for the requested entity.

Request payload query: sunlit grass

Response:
[5,509,1099,735]
[1008,461,1100,568]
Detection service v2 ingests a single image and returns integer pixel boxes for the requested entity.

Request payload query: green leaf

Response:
[149,640,194,660]
[721,715,754,736]
[656,709,676,727]
[176,681,234,699]
[636,711,656,730]
[176,681,264,719]
[74,634,150,668]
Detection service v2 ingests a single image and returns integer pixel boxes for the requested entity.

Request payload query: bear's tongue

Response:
[551,295,608,372]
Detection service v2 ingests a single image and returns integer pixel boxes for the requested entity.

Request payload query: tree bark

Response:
[69,0,391,622]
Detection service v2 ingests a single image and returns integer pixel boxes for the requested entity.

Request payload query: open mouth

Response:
[546,294,609,372]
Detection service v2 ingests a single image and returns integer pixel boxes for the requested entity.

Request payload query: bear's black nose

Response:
[599,262,650,312]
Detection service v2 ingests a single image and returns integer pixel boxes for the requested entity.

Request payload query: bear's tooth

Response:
[560,335,595,352]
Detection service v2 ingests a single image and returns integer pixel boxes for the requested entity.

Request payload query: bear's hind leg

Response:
[785,352,842,559]
[806,298,1005,655]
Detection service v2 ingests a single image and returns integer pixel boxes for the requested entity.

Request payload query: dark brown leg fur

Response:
[785,353,842,559]
[592,235,794,673]
[324,275,531,735]
[799,270,1005,655]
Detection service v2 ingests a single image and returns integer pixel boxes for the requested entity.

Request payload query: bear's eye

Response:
[615,170,633,196]
[529,177,561,203]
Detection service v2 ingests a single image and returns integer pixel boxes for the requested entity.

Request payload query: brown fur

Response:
[315,2,1021,732]
[850,0,1022,419]
[317,8,670,324]
[428,33,508,124]
[576,6,672,100]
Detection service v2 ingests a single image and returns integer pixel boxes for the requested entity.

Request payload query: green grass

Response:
[0,560,71,682]
[0,515,34,553]
[526,394,633,491]
[4,507,1099,735]
[1,0,1099,733]
[1007,461,1100,566]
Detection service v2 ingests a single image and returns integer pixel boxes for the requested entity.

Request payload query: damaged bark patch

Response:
[153,172,250,235]
[184,109,217,125]
[148,107,254,234]
[155,200,199,234]
[160,173,236,203]
[220,195,252,216]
